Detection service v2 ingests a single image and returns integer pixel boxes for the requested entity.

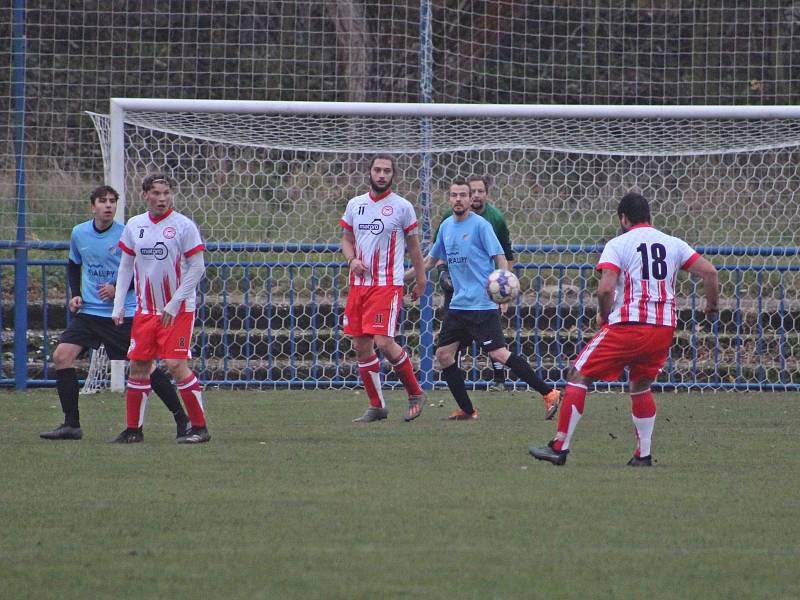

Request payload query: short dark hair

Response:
[90,185,119,204]
[617,192,651,225]
[449,178,470,191]
[369,154,396,171]
[142,173,174,192]
[467,175,490,190]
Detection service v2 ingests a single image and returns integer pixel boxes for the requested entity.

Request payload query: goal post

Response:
[95,99,800,390]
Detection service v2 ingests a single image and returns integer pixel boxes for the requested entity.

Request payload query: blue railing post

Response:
[417,0,435,388]
[13,0,28,390]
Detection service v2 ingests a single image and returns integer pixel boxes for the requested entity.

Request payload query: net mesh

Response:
[89,108,800,389]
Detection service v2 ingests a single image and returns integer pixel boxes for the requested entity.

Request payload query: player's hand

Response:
[410,278,426,301]
[499,302,509,315]
[349,258,367,277]
[160,310,175,327]
[97,283,115,301]
[112,314,124,326]
[68,296,82,313]
[436,264,453,294]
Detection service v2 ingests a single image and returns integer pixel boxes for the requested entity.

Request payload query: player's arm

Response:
[67,259,83,313]
[162,251,206,325]
[112,251,135,325]
[404,254,438,283]
[341,229,366,277]
[493,254,509,271]
[496,219,514,270]
[686,255,719,316]
[596,267,619,327]
[404,233,427,301]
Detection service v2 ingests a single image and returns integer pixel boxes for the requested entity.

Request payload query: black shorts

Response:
[58,313,133,360]
[436,309,506,353]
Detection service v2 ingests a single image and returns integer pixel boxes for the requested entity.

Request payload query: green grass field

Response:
[2,388,799,599]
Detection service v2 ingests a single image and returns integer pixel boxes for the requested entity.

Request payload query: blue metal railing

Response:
[2,244,799,390]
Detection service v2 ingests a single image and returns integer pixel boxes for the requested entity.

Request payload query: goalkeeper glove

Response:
[436,264,454,294]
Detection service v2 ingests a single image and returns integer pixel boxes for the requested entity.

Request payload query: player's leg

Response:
[437,341,477,419]
[626,326,673,466]
[109,358,152,443]
[528,368,591,465]
[376,334,425,422]
[40,341,84,439]
[369,286,424,402]
[344,287,386,422]
[149,365,190,437]
[628,378,656,467]
[529,326,627,465]
[437,311,477,419]
[488,345,561,418]
[166,358,210,443]
[156,312,210,443]
[488,355,507,392]
[104,316,189,437]
[111,314,160,443]
[351,335,388,422]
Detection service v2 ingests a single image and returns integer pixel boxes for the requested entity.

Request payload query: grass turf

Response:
[1,388,799,599]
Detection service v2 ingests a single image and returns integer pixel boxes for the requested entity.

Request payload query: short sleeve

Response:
[402,201,418,234]
[118,223,136,256]
[481,220,504,257]
[430,222,446,260]
[182,220,205,257]
[69,226,81,264]
[596,239,622,272]
[340,200,353,231]
[677,238,700,269]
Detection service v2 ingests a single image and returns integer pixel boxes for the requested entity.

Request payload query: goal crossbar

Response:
[111,99,800,120]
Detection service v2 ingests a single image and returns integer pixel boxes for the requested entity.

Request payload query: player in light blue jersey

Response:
[406,179,561,419]
[40,186,188,441]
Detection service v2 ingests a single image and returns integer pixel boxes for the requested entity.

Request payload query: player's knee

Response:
[487,347,509,364]
[52,344,75,369]
[163,359,190,379]
[435,346,456,368]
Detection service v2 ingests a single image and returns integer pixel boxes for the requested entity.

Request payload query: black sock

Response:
[442,364,474,414]
[492,361,505,384]
[504,353,551,396]
[149,368,187,423]
[56,368,80,427]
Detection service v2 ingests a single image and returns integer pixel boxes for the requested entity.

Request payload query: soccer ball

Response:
[485,269,520,304]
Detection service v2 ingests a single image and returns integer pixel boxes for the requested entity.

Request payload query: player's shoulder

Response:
[125,211,149,226]
[168,210,197,226]
[483,202,506,219]
[346,191,370,205]
[386,191,415,211]
[71,219,94,235]
[471,212,494,229]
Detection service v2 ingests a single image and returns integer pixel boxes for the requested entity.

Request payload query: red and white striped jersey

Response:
[340,189,418,286]
[597,224,700,327]
[118,208,205,314]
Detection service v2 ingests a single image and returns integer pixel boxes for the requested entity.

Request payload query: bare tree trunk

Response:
[325,0,368,102]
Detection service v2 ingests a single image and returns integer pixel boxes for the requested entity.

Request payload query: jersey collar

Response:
[369,189,392,202]
[148,208,173,224]
[92,220,114,234]
[628,223,652,231]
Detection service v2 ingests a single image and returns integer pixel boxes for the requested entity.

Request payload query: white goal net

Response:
[90,101,800,390]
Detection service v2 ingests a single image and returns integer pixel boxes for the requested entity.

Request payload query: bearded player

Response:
[341,155,428,423]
